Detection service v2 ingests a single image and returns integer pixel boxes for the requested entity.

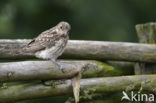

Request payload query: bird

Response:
[21,21,71,70]
[19,21,80,103]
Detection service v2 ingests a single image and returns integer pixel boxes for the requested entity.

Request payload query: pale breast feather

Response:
[35,36,68,60]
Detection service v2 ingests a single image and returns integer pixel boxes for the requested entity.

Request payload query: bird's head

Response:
[55,21,71,36]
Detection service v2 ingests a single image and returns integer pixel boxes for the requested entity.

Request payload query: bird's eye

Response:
[60,26,63,29]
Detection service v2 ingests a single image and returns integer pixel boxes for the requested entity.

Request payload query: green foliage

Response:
[1,0,156,41]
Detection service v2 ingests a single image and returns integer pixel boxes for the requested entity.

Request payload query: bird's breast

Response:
[35,37,68,60]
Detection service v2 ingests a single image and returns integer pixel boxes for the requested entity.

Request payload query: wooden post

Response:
[135,22,156,74]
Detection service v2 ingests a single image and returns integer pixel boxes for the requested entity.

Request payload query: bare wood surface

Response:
[0,75,156,103]
[1,39,156,63]
[135,23,156,74]
[0,60,125,82]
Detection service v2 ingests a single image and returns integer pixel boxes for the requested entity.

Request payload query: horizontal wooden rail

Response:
[0,75,156,103]
[0,60,127,82]
[1,39,156,63]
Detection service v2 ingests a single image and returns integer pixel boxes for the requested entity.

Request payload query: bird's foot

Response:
[56,61,66,73]
[50,59,65,73]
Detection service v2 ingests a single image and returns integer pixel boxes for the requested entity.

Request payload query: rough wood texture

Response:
[136,23,156,43]
[135,23,156,74]
[1,39,156,63]
[0,75,156,103]
[0,60,126,82]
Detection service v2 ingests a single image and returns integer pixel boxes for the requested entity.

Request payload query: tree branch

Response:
[1,39,156,63]
[0,75,156,103]
[0,60,127,82]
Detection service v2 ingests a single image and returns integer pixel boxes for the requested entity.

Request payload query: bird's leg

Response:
[50,58,65,73]
[56,60,66,73]
[43,59,65,86]
[42,59,65,86]
[50,58,56,63]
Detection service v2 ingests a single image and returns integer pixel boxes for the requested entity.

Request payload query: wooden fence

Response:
[0,22,156,103]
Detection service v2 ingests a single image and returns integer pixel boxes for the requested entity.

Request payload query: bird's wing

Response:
[22,38,46,53]
[22,30,59,53]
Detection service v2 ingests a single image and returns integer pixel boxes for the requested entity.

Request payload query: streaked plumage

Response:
[21,22,80,103]
[22,21,70,60]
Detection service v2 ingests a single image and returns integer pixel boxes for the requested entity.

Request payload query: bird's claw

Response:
[57,64,65,73]
[50,59,65,73]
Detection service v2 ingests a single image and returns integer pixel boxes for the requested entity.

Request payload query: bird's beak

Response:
[64,31,69,35]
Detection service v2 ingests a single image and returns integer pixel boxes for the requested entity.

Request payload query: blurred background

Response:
[1,0,156,103]
[1,0,156,42]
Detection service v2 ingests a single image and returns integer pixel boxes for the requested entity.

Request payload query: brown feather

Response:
[22,29,60,53]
